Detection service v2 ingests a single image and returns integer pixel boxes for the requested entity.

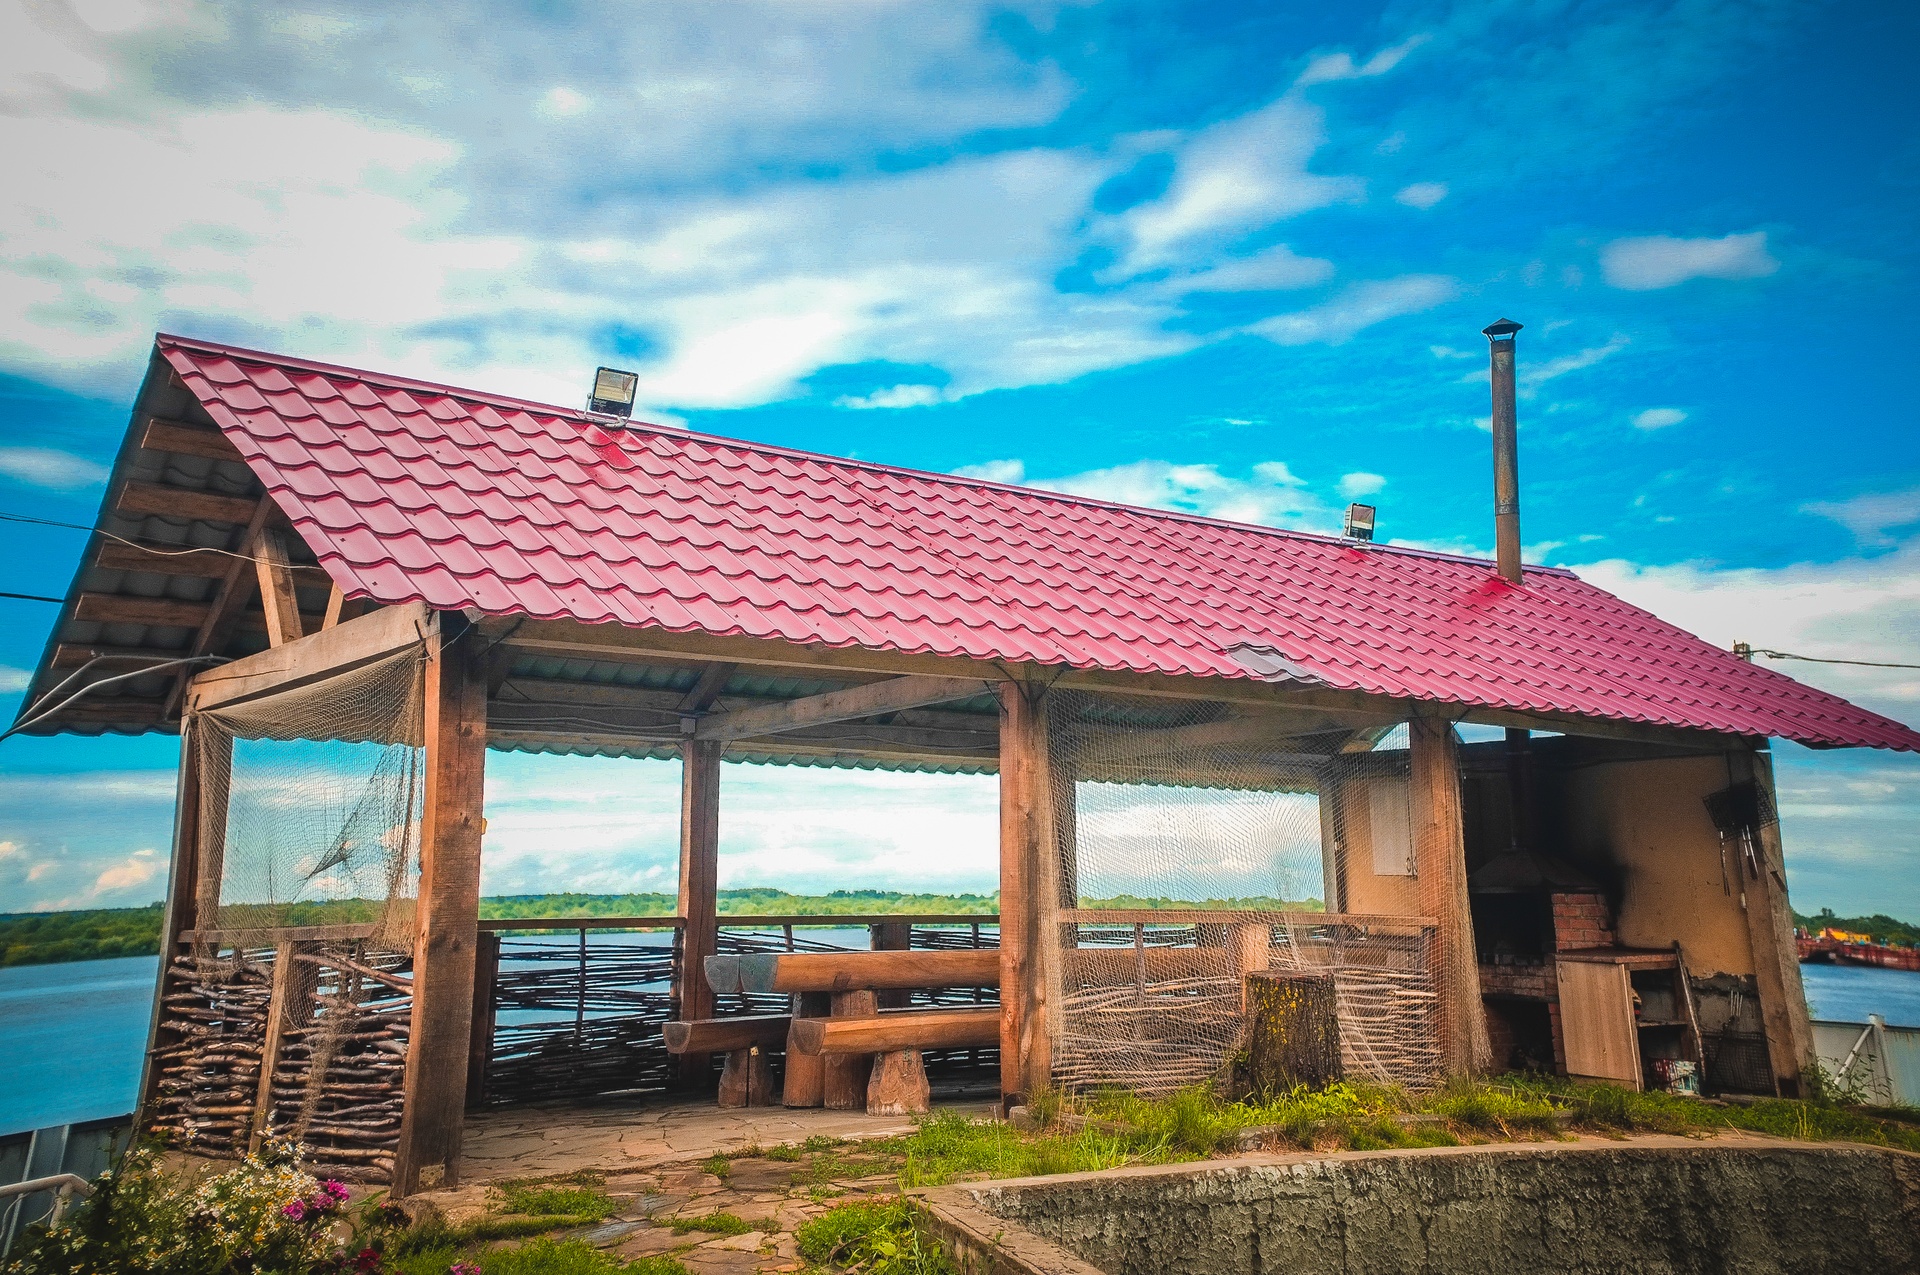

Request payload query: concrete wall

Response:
[927,1141,1920,1275]
[1546,751,1756,977]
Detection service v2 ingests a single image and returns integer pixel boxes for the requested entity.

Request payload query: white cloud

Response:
[1248,274,1456,346]
[835,384,946,410]
[0,446,110,489]
[1394,181,1448,209]
[1633,407,1687,431]
[1338,471,1386,499]
[0,665,31,693]
[1802,486,1920,549]
[1163,243,1334,294]
[93,847,160,892]
[1022,457,1337,532]
[951,459,1026,484]
[1600,231,1779,290]
[1294,37,1428,89]
[1518,333,1630,390]
[1107,94,1362,276]
[534,86,591,119]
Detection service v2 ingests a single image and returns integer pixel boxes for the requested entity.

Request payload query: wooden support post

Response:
[466,931,501,1108]
[867,1049,931,1116]
[1735,748,1815,1095]
[823,990,878,1110]
[321,582,346,632]
[998,681,1057,1104]
[137,721,211,1123]
[251,525,305,648]
[250,941,315,1151]
[675,738,722,1081]
[870,920,912,1009]
[783,992,830,1107]
[393,615,488,1196]
[1409,713,1491,1077]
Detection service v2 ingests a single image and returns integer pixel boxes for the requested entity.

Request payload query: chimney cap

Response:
[1482,317,1523,339]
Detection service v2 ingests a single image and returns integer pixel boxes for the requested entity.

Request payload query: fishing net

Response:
[146,644,428,1178]
[1043,690,1445,1094]
[193,646,428,954]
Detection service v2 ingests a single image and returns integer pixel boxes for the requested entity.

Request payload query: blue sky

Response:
[2,0,1918,918]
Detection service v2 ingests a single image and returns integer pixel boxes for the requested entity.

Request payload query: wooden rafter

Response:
[252,525,305,648]
[675,661,736,714]
[116,480,258,526]
[140,417,242,463]
[693,673,991,741]
[161,497,278,718]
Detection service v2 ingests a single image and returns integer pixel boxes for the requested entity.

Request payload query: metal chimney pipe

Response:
[1483,318,1523,584]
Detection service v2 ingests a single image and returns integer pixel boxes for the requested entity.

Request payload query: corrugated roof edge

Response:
[155,332,1577,581]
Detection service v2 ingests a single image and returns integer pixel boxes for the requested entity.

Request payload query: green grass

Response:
[699,1153,732,1180]
[477,1237,686,1274]
[666,1210,751,1236]
[760,1142,805,1162]
[892,1111,1180,1188]
[795,1200,955,1275]
[493,1176,619,1222]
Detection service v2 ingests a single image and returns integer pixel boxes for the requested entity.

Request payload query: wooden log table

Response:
[700,949,1000,1114]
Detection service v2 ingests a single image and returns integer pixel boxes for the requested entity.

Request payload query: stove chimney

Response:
[1483,318,1523,584]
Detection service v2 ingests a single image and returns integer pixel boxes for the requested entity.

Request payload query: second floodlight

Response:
[1345,503,1377,542]
[588,367,639,418]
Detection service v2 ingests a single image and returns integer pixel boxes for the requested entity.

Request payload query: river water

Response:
[4,951,1917,1137]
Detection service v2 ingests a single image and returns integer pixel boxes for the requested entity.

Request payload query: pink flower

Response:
[323,1180,350,1202]
[281,1200,308,1222]
[448,1264,482,1275]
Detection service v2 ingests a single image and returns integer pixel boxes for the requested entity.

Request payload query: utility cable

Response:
[1,654,228,743]
[0,509,269,566]
[0,590,62,603]
[1737,643,1920,671]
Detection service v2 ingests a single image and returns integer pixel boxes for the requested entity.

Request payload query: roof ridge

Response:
[155,331,1574,579]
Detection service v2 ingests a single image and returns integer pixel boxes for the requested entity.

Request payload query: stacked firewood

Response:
[268,948,412,1184]
[144,953,274,1153]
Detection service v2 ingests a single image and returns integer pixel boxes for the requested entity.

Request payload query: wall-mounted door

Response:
[1556,958,1641,1087]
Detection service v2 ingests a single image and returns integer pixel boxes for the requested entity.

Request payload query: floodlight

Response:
[588,366,638,418]
[1345,503,1377,542]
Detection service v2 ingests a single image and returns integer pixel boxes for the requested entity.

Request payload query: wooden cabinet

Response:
[1555,948,1704,1091]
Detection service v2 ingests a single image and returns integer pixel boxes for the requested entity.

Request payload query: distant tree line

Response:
[1793,907,1920,947]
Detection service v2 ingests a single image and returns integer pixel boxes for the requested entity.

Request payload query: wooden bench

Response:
[697,949,1000,1115]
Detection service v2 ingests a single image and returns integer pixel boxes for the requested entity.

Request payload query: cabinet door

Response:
[1556,959,1642,1088]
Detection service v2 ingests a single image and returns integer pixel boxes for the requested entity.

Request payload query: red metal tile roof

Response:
[157,334,1920,753]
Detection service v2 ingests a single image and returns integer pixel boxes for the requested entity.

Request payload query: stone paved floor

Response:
[419,1096,997,1274]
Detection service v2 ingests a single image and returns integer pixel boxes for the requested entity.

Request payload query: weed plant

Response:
[795,1200,954,1275]
[665,1211,750,1236]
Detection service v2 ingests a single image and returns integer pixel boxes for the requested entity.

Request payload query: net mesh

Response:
[1044,690,1444,1094]
[195,648,428,955]
[158,646,428,1175]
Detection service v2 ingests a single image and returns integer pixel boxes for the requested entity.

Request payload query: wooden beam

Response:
[137,718,211,1124]
[163,496,278,718]
[1409,713,1491,1077]
[140,417,242,463]
[674,737,722,1079]
[251,526,305,648]
[998,680,1058,1103]
[664,1015,792,1054]
[185,601,431,715]
[694,674,992,741]
[321,582,346,632]
[116,480,259,526]
[1736,748,1816,1095]
[73,592,210,629]
[503,620,1750,753]
[791,1008,999,1055]
[96,541,229,580]
[393,615,488,1196]
[52,642,182,668]
[466,932,500,1108]
[677,662,736,713]
[733,949,999,994]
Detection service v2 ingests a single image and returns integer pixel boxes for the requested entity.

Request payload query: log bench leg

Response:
[867,1049,929,1116]
[824,990,877,1111]
[784,992,830,1109]
[718,1046,778,1108]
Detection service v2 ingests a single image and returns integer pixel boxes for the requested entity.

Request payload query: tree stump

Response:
[717,1045,777,1108]
[1245,971,1342,1095]
[866,1049,930,1116]
[783,992,830,1108]
[823,990,877,1110]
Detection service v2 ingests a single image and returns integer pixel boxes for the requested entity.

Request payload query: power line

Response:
[0,509,266,566]
[1736,643,1920,671]
[0,590,63,603]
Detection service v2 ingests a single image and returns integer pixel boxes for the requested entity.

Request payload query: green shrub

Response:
[795,1199,954,1275]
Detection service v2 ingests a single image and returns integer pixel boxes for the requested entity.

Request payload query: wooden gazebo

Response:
[16,334,1919,1193]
